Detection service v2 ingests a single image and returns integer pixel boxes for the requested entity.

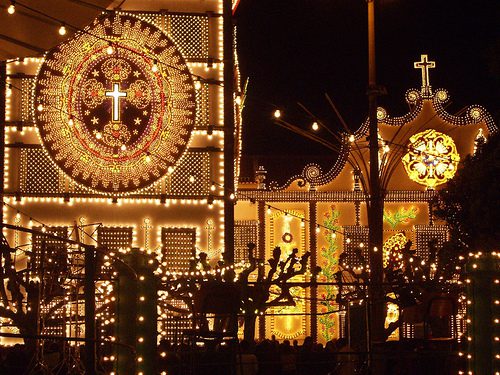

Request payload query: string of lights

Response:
[5,1,223,86]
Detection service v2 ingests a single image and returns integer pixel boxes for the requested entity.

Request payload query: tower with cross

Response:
[414,54,436,97]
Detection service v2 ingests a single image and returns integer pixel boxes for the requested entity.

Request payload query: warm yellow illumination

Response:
[58,24,67,36]
[402,129,460,189]
[7,3,15,14]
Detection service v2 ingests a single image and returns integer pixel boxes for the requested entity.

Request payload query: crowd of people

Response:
[159,336,363,375]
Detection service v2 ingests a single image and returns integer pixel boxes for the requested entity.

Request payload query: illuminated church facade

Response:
[1,0,243,349]
[234,55,497,343]
[0,0,497,353]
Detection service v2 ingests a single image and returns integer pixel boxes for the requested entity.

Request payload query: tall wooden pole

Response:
[367,0,385,349]
[223,0,235,265]
[0,61,5,225]
[84,245,97,375]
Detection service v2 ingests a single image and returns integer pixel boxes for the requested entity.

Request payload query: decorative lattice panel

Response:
[20,148,63,194]
[170,152,210,196]
[159,314,191,345]
[41,297,67,336]
[195,82,210,127]
[234,220,258,263]
[415,225,448,259]
[161,227,196,271]
[21,77,35,124]
[31,226,68,274]
[167,14,209,59]
[97,227,133,252]
[341,226,369,267]
[133,13,209,60]
[97,227,133,276]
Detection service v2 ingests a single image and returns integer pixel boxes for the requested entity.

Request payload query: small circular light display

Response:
[402,129,460,189]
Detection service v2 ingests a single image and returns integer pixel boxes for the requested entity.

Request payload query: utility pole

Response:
[84,245,97,375]
[367,0,385,350]
[223,0,235,265]
[0,61,5,227]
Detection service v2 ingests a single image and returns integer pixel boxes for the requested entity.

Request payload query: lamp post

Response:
[366,0,386,351]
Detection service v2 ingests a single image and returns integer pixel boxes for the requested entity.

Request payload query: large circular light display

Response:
[402,129,460,189]
[34,14,196,192]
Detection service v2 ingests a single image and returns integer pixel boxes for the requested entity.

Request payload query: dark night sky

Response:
[234,0,500,162]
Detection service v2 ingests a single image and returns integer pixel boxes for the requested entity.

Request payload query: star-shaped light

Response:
[134,118,141,125]
[133,70,140,77]
[91,70,99,77]
[84,110,90,116]
[143,110,148,116]
[91,117,99,125]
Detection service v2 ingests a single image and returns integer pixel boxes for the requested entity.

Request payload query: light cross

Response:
[414,54,435,95]
[105,83,127,122]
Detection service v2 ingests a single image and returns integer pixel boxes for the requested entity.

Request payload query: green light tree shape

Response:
[383,206,418,229]
[318,205,341,342]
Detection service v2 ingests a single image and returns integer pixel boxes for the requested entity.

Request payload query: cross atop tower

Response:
[414,54,436,97]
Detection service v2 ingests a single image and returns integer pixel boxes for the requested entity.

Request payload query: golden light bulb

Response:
[7,4,15,14]
[311,122,319,131]
[151,61,159,72]
[106,44,114,55]
[37,104,43,111]
[194,80,202,90]
[273,109,281,118]
[58,25,67,36]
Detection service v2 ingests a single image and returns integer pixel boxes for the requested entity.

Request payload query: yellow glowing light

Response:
[273,109,281,118]
[151,61,159,72]
[311,122,319,131]
[58,25,67,36]
[402,129,460,189]
[383,233,408,268]
[34,13,196,193]
[7,4,15,14]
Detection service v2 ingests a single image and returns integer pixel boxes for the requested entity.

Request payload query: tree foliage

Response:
[434,131,500,252]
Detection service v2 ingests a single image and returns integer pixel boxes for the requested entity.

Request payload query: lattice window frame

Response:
[21,77,36,124]
[234,220,258,263]
[132,13,210,60]
[169,152,210,196]
[161,227,196,272]
[415,225,448,259]
[31,226,69,274]
[20,148,64,194]
[97,226,133,276]
[167,14,210,59]
[341,225,369,267]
